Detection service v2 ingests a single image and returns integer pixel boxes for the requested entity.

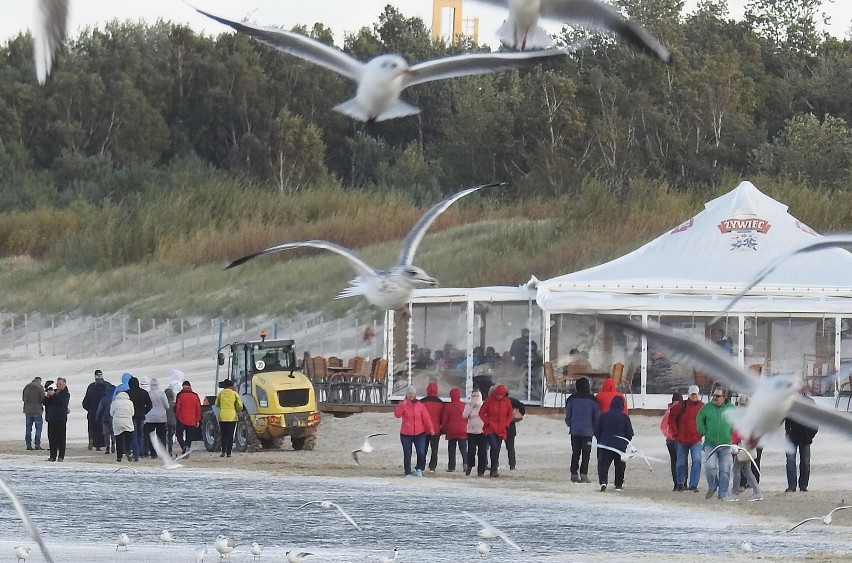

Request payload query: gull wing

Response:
[608,319,758,396]
[786,516,822,533]
[173,447,192,463]
[404,48,574,89]
[298,500,323,509]
[351,450,361,465]
[0,477,55,563]
[193,8,363,81]
[33,0,69,84]
[595,442,625,456]
[397,183,505,266]
[829,506,852,517]
[540,0,670,62]
[226,240,378,281]
[731,446,761,476]
[367,433,388,438]
[149,431,182,469]
[711,234,852,324]
[461,511,522,551]
[787,397,852,441]
[330,502,362,530]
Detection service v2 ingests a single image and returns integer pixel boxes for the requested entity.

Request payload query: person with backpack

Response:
[669,385,704,492]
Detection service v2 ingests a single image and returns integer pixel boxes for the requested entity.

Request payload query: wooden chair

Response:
[367,358,389,403]
[562,361,589,394]
[610,362,624,388]
[835,375,852,411]
[544,362,568,409]
[347,356,367,402]
[621,363,637,409]
[327,356,343,368]
[310,356,330,403]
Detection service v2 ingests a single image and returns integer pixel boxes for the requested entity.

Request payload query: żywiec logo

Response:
[717,218,771,234]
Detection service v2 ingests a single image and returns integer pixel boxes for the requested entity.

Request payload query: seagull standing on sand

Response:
[214,534,236,559]
[352,433,387,465]
[227,183,506,310]
[194,545,208,563]
[609,320,852,450]
[285,550,313,563]
[0,478,54,563]
[116,533,130,551]
[13,546,30,562]
[299,500,362,531]
[159,530,175,546]
[786,506,852,532]
[33,0,69,84]
[470,0,670,60]
[249,542,262,561]
[379,548,399,563]
[192,7,582,122]
[463,511,523,551]
[475,542,491,556]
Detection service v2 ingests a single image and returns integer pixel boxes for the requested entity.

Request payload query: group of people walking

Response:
[393,381,525,478]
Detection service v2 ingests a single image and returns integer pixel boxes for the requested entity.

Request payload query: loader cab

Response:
[217,339,298,395]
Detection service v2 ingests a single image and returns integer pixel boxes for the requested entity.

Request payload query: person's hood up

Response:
[670,392,683,404]
[492,384,508,398]
[149,378,159,390]
[449,388,461,402]
[128,377,140,390]
[115,392,129,401]
[575,376,591,395]
[139,376,150,389]
[601,378,616,393]
[469,390,482,406]
[426,382,438,397]
[120,372,132,386]
[610,395,625,412]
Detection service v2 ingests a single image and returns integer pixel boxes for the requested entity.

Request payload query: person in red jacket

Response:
[595,378,628,414]
[669,385,704,492]
[479,384,513,478]
[420,382,445,472]
[174,380,202,455]
[440,387,468,472]
[393,385,435,477]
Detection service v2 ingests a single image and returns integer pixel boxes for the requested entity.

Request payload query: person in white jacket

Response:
[144,378,170,458]
[463,389,487,476]
[110,392,135,462]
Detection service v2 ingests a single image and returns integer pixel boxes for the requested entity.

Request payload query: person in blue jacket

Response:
[564,377,599,483]
[594,395,634,492]
[112,372,133,400]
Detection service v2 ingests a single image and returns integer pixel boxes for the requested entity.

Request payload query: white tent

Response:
[536,181,852,314]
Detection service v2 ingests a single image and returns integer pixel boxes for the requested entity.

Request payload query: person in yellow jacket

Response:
[215,379,243,458]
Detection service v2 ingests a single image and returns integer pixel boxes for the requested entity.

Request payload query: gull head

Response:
[391,265,437,288]
[250,541,263,555]
[369,54,412,81]
[215,535,234,555]
[159,530,174,544]
[475,542,491,555]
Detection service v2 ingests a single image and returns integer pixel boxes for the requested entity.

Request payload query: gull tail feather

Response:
[497,21,553,50]
[336,278,368,300]
[333,98,420,122]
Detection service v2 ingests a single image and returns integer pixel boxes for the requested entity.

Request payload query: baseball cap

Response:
[687,384,700,395]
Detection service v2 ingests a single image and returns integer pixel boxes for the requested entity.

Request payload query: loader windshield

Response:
[252,346,294,372]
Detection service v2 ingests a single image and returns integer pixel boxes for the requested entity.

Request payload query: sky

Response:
[2,1,852,50]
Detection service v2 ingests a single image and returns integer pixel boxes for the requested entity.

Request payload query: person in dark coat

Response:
[784,391,818,492]
[420,382,445,472]
[564,377,599,483]
[95,383,116,455]
[43,378,70,462]
[126,376,152,461]
[594,395,633,492]
[439,387,468,472]
[479,384,513,478]
[505,391,526,471]
[82,369,109,451]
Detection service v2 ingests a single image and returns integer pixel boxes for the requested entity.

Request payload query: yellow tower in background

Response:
[432,0,479,45]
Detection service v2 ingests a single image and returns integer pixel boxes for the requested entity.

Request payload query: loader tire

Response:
[201,412,220,453]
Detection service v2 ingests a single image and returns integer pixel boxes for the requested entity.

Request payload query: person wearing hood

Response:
[596,378,628,414]
[661,392,685,491]
[164,384,177,455]
[565,377,599,483]
[175,380,202,455]
[440,387,468,472]
[169,369,184,395]
[82,369,109,451]
[112,372,133,400]
[463,389,486,476]
[110,391,135,462]
[393,385,435,477]
[215,379,243,458]
[95,382,116,455]
[479,384,513,478]
[126,376,152,461]
[421,382,445,472]
[144,378,170,458]
[594,395,633,492]
[505,390,526,471]
[43,378,70,462]
[670,385,704,492]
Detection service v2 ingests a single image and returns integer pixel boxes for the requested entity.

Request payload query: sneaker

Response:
[748,495,764,502]
[800,488,808,492]
[490,470,499,478]
[687,486,698,492]
[404,474,413,478]
[465,468,472,476]
[428,468,436,473]
[724,496,739,502]
[614,487,624,492]
[104,450,111,455]
[35,446,43,450]
[226,453,231,458]
[705,489,717,499]
[414,469,423,477]
[47,457,56,462]
[95,447,101,452]
[445,468,455,472]
[220,453,226,457]
[477,472,486,477]
[580,475,591,483]
[571,475,579,483]
[599,485,607,492]
[26,446,33,451]
[785,488,796,493]
[57,458,64,462]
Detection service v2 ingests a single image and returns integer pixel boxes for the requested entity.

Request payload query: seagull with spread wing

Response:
[299,500,362,531]
[0,478,54,563]
[149,431,191,469]
[33,0,69,84]
[786,505,852,533]
[613,435,667,469]
[351,433,387,465]
[705,443,761,475]
[470,0,670,60]
[226,183,505,310]
[462,511,523,552]
[193,7,582,122]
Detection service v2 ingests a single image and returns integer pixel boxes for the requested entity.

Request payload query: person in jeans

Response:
[697,388,734,500]
[594,395,633,492]
[564,377,599,483]
[22,377,45,451]
[785,390,818,492]
[669,385,704,492]
[393,385,434,477]
[175,380,202,454]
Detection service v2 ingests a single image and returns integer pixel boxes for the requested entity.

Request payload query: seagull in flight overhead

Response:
[33,0,69,84]
[711,234,852,324]
[192,7,582,122]
[786,506,852,532]
[470,0,670,60]
[0,478,54,563]
[299,501,362,530]
[613,436,667,469]
[609,319,852,450]
[462,511,523,552]
[226,183,506,310]
[351,433,387,465]
[149,432,192,469]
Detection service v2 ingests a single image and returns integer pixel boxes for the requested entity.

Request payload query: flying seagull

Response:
[614,435,667,469]
[0,478,54,563]
[470,0,670,61]
[711,234,852,324]
[149,432,192,469]
[249,541,262,561]
[193,7,582,122]
[706,443,761,475]
[226,183,506,310]
[33,0,69,84]
[786,506,852,533]
[608,319,852,450]
[352,433,387,465]
[299,500,362,530]
[462,511,523,552]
